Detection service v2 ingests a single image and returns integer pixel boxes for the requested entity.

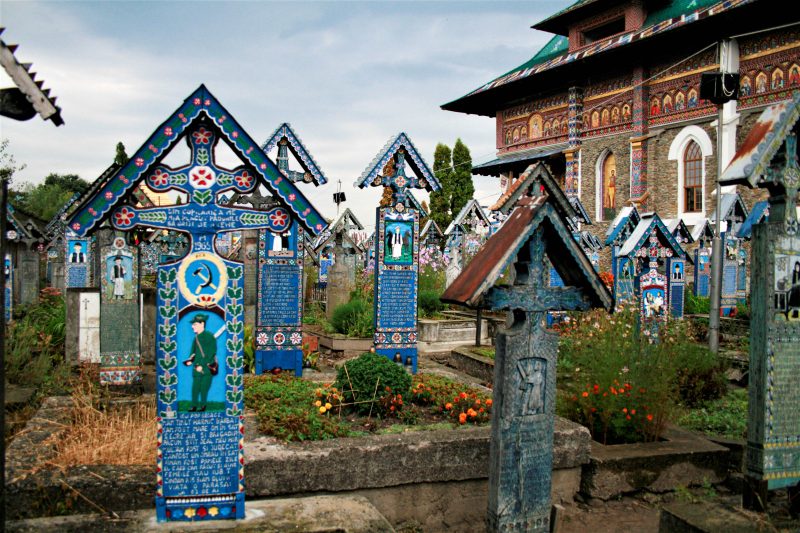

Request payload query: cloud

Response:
[1,0,563,225]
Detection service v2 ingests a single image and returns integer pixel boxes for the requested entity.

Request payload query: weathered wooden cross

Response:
[442,162,612,532]
[720,94,800,512]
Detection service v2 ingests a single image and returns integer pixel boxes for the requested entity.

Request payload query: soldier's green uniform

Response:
[185,314,217,411]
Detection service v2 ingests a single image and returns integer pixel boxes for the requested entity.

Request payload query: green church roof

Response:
[443,0,755,115]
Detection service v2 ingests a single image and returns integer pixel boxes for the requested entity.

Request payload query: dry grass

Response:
[48,368,157,468]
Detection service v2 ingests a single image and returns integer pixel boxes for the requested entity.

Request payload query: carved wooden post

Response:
[442,164,612,532]
[355,134,441,372]
[66,86,325,522]
[719,94,800,512]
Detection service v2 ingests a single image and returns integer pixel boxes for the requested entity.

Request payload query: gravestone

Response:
[719,93,800,511]
[326,236,355,320]
[441,166,612,531]
[65,232,92,288]
[253,123,326,374]
[66,86,324,522]
[355,133,441,373]
[4,253,11,321]
[98,230,141,385]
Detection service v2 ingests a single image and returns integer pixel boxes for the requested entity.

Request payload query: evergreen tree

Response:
[379,186,393,207]
[429,143,453,231]
[450,138,474,218]
[114,142,129,166]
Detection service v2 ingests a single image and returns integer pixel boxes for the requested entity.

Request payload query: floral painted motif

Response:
[234,171,253,188]
[192,128,212,145]
[273,332,286,345]
[114,207,135,227]
[256,332,269,345]
[269,210,288,228]
[150,169,170,188]
[290,332,302,345]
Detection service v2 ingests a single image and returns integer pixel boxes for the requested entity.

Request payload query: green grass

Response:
[677,387,747,440]
[471,347,495,359]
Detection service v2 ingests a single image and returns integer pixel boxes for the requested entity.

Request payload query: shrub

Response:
[335,352,412,415]
[419,289,444,318]
[557,304,728,444]
[685,293,710,315]
[678,387,747,440]
[329,298,373,338]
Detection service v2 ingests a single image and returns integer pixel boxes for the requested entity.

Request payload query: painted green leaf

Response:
[158,324,177,337]
[226,375,243,387]
[197,148,210,165]
[159,389,176,403]
[171,173,188,185]
[226,407,242,417]
[168,270,177,283]
[160,306,177,318]
[217,173,233,185]
[227,266,243,279]
[226,391,243,404]
[226,287,243,299]
[140,211,167,224]
[193,190,212,206]
[227,304,243,316]
[158,288,176,301]
[158,374,178,387]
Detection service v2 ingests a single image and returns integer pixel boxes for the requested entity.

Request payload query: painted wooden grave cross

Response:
[355,133,441,372]
[66,86,324,522]
[253,123,327,375]
[720,92,800,511]
[442,163,612,533]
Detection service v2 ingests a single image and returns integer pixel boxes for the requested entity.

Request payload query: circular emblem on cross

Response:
[189,166,216,189]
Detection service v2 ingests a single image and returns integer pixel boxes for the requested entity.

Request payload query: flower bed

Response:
[244,367,492,442]
[556,305,727,445]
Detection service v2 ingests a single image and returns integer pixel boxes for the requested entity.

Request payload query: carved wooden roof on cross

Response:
[354,133,440,211]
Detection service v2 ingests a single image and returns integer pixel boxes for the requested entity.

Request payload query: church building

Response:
[443,0,798,269]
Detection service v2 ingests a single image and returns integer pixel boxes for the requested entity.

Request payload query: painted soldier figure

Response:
[184,313,217,412]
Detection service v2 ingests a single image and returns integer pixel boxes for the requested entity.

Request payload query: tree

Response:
[379,186,393,207]
[11,173,89,222]
[114,142,129,166]
[429,143,453,231]
[450,138,474,219]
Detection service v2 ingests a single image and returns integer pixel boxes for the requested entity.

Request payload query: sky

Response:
[1,0,571,230]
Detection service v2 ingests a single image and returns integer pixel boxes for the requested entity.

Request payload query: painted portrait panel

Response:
[105,253,134,300]
[602,152,617,218]
[176,310,227,413]
[529,114,543,139]
[384,220,413,266]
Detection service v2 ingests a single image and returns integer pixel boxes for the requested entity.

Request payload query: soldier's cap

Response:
[191,313,209,324]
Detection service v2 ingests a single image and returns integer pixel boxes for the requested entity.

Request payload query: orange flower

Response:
[626,415,631,420]
[590,407,596,413]
[445,402,453,410]
[647,414,654,422]
[459,392,468,400]
[630,409,636,415]
[467,408,477,418]
[475,399,481,405]
[486,399,493,407]
[622,408,628,414]
[582,392,589,397]
[459,413,467,424]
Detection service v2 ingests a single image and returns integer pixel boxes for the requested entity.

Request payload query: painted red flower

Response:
[316,224,323,231]
[288,194,296,201]
[204,99,211,106]
[72,222,81,231]
[234,171,252,188]
[273,332,286,345]
[192,128,212,145]
[231,131,239,139]
[164,126,173,136]
[260,163,267,170]
[134,158,144,167]
[193,98,201,105]
[150,169,169,187]
[269,210,288,228]
[114,207,134,227]
[105,191,113,200]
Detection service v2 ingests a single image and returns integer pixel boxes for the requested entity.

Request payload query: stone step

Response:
[6,495,395,532]
[659,501,772,532]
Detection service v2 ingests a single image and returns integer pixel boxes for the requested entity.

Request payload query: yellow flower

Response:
[315,400,322,407]
[319,406,327,414]
[184,508,196,518]
[208,507,219,517]
[325,402,332,410]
